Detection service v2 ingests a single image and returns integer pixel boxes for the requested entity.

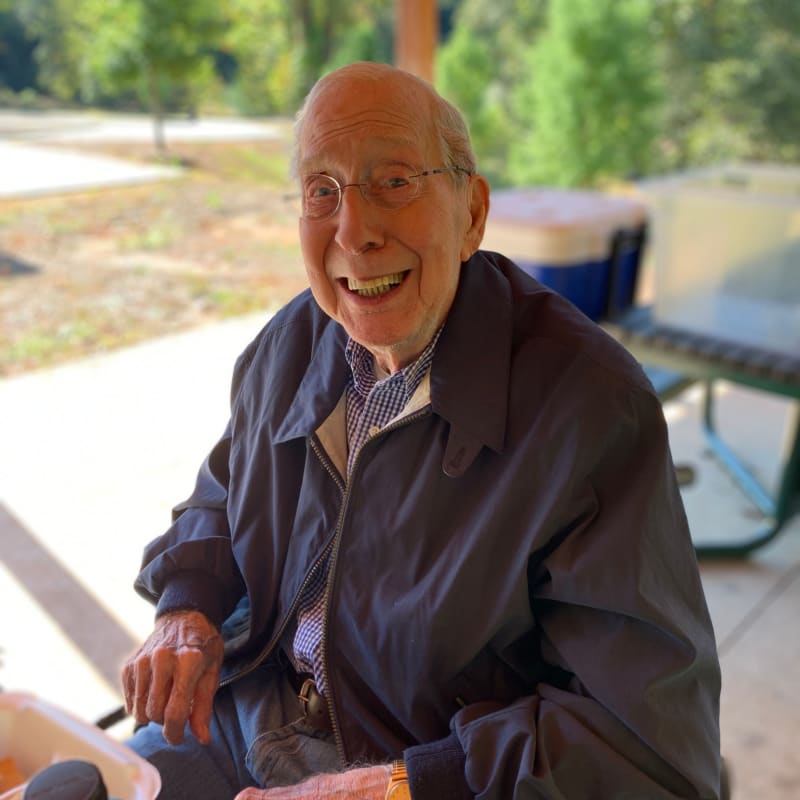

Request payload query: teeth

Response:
[347,272,404,297]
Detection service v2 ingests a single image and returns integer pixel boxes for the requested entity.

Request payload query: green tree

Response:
[321,14,392,75]
[750,1,800,161]
[14,0,89,101]
[12,0,393,124]
[16,0,225,151]
[509,0,661,187]
[437,26,513,186]
[82,0,226,153]
[0,8,38,92]
[654,0,800,167]
[221,0,295,115]
[289,0,391,97]
[436,0,548,186]
[222,0,391,117]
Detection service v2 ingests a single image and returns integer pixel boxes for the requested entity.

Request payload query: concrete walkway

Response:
[0,110,285,198]
[0,140,181,198]
[665,385,800,799]
[0,314,269,721]
[0,110,286,143]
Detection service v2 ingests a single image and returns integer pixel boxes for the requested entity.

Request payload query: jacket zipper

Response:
[317,406,430,763]
[217,434,346,689]
[221,406,430,762]
[216,534,337,689]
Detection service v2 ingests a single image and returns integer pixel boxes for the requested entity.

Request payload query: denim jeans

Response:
[127,659,339,800]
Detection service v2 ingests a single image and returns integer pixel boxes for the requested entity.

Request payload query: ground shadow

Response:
[0,251,40,277]
[0,502,138,695]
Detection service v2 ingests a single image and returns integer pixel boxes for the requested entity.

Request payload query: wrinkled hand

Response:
[235,764,392,800]
[234,764,391,799]
[122,609,224,745]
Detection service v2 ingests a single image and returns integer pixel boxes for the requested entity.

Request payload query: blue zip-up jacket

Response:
[135,251,721,799]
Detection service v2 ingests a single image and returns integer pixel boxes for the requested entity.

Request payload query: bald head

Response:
[292,62,476,177]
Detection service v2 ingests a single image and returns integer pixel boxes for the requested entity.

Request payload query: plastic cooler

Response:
[0,692,160,800]
[638,163,800,359]
[482,188,647,321]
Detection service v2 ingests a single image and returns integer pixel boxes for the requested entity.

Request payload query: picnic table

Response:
[607,163,800,557]
[607,305,800,558]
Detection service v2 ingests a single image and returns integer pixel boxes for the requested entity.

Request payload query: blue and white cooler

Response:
[482,187,648,322]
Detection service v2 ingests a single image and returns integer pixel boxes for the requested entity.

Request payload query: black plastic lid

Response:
[23,759,108,800]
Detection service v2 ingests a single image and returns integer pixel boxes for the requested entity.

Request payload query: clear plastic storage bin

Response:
[639,163,800,358]
[0,692,160,800]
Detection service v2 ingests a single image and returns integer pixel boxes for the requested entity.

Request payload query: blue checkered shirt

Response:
[287,331,441,695]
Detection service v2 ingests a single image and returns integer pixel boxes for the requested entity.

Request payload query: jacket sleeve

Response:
[132,341,260,627]
[406,388,721,800]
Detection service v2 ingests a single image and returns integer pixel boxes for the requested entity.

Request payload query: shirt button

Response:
[369,425,380,437]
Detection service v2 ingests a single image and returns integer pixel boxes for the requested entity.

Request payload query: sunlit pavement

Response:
[0,110,286,198]
[0,110,286,143]
[0,313,270,724]
[0,140,181,198]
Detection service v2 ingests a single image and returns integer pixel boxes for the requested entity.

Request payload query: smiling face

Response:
[295,64,489,373]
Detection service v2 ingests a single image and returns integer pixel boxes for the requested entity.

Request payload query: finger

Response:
[161,648,206,745]
[188,664,220,744]
[146,645,176,724]
[121,659,136,714]
[132,655,153,725]
[161,684,190,746]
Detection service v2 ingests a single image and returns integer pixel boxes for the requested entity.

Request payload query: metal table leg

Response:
[694,381,800,558]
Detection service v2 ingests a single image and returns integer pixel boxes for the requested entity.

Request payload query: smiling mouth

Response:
[346,272,406,297]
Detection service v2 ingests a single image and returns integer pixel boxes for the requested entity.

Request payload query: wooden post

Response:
[395,0,439,82]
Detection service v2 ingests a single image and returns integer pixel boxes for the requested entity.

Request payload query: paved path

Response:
[0,140,180,198]
[0,110,285,198]
[0,314,269,723]
[0,107,287,727]
[0,110,286,143]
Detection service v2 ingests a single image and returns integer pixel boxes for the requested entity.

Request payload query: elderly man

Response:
[124,62,721,799]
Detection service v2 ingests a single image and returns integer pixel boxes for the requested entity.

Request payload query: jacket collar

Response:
[274,251,513,475]
[274,318,349,443]
[433,251,512,475]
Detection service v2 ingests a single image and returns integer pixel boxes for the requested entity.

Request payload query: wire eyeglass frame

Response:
[298,164,473,221]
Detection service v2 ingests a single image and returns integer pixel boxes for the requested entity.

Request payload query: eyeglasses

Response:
[298,163,473,221]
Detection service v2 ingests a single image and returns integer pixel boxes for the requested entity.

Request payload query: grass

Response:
[1,318,130,372]
[0,133,310,377]
[119,220,181,251]
[220,147,291,183]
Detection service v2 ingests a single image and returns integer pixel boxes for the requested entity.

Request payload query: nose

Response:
[334,184,384,254]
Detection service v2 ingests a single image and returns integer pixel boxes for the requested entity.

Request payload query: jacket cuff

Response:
[154,569,231,629]
[404,732,473,800]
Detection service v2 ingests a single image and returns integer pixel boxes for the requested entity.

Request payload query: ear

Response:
[459,174,490,262]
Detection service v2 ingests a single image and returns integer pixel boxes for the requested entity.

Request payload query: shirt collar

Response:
[276,252,513,460]
[344,328,442,404]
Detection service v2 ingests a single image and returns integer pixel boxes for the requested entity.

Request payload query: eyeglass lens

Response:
[300,163,466,219]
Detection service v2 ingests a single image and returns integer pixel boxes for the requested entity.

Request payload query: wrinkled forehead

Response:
[297,72,441,172]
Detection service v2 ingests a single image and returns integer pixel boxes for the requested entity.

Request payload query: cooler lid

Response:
[483,188,647,265]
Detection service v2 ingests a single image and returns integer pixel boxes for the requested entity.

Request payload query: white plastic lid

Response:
[482,188,647,265]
